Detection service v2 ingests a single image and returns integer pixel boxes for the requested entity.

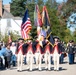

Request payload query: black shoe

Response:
[17,70,22,72]
[69,63,72,65]
[17,70,19,72]
[54,70,56,71]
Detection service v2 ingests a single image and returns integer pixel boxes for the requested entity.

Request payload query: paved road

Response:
[0,56,76,75]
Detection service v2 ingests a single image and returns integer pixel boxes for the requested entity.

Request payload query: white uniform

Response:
[44,44,52,70]
[35,43,42,71]
[53,44,61,71]
[35,27,46,71]
[16,42,24,71]
[26,42,33,71]
[17,50,24,71]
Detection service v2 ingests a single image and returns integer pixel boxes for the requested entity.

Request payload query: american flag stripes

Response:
[21,9,32,40]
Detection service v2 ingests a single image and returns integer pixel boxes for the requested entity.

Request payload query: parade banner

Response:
[34,4,42,27]
[42,6,54,46]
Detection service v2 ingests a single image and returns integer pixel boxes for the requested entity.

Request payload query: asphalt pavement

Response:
[0,56,76,75]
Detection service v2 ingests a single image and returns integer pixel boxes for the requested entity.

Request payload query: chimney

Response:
[4,4,10,12]
[0,0,2,17]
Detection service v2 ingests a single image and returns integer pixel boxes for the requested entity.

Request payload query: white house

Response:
[0,0,22,36]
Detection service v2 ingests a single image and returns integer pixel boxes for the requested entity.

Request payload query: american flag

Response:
[21,9,32,40]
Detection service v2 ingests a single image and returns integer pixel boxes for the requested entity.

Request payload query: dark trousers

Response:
[68,54,74,64]
[60,54,64,64]
[0,57,3,69]
[73,54,75,63]
[5,56,11,68]
[0,57,5,70]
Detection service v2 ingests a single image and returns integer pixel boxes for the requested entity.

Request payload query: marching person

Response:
[26,39,34,71]
[44,40,53,70]
[34,30,46,71]
[34,36,42,71]
[16,38,25,72]
[52,37,62,71]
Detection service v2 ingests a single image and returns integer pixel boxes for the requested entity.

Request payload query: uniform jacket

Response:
[22,42,36,54]
[44,43,53,54]
[16,43,25,55]
[33,40,45,54]
[67,45,75,54]
[52,43,62,54]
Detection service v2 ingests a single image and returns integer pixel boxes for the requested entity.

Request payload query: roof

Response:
[2,8,14,19]
[2,8,22,20]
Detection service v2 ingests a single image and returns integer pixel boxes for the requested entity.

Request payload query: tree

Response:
[72,30,76,42]
[2,31,20,43]
[10,0,27,16]
[10,0,75,42]
[57,0,76,25]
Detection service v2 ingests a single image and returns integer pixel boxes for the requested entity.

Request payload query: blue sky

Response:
[3,0,67,4]
[3,0,11,4]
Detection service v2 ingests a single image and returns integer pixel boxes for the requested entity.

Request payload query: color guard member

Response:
[34,34,44,71]
[26,40,34,71]
[16,38,25,72]
[52,37,62,71]
[44,40,53,70]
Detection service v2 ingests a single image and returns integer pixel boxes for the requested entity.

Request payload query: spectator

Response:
[67,40,75,64]
[60,41,66,64]
[10,42,17,66]
[4,43,12,69]
[0,44,6,69]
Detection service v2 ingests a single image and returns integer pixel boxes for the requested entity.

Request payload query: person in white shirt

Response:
[10,42,17,66]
